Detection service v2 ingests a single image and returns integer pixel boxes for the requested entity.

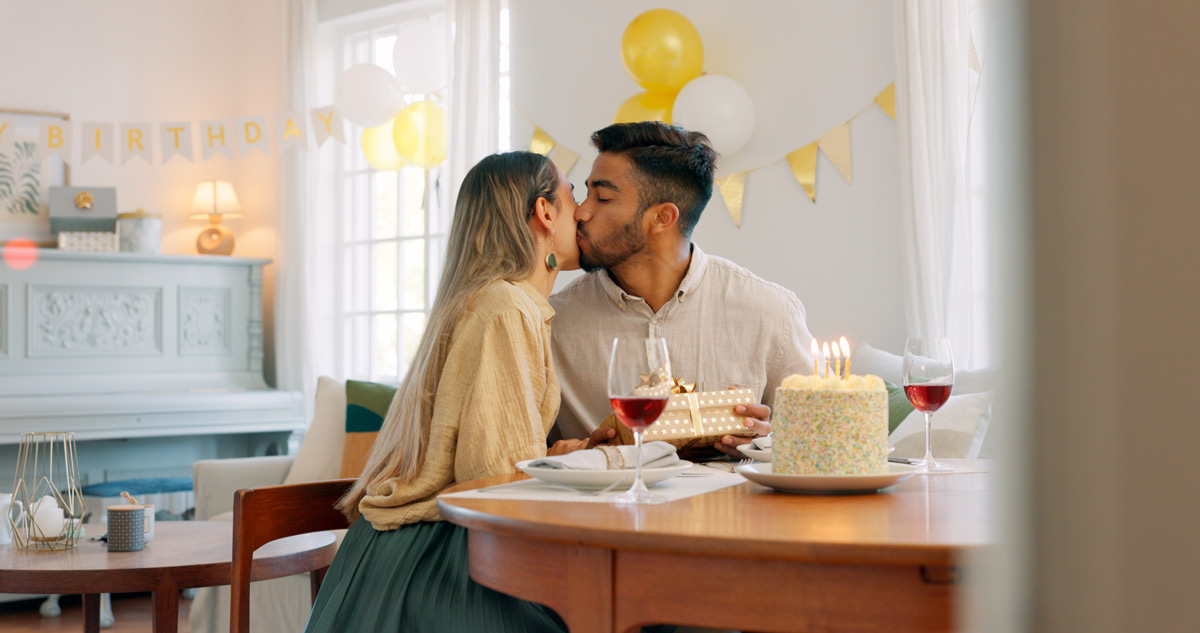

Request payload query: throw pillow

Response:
[339,380,398,478]
[284,377,348,485]
[885,381,915,435]
[889,390,994,459]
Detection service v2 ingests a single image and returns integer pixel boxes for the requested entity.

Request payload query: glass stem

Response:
[632,427,647,493]
[923,411,936,465]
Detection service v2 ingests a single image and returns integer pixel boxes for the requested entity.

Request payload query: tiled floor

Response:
[0,594,191,632]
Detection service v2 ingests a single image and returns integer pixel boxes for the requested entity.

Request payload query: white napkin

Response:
[527,441,680,470]
[750,435,772,451]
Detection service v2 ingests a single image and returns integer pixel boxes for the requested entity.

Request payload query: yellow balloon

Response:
[392,101,447,168]
[621,9,704,94]
[361,120,407,171]
[614,91,675,124]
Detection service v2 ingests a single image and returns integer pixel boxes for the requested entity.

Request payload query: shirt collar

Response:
[596,242,708,306]
[513,280,555,322]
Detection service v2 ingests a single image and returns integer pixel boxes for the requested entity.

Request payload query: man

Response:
[551,121,817,455]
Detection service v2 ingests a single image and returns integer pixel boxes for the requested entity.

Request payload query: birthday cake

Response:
[772,373,889,475]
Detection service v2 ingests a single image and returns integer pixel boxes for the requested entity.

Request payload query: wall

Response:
[510,0,905,352]
[0,0,287,386]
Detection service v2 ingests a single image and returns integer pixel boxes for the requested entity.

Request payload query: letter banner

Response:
[81,122,114,164]
[160,121,194,163]
[530,127,554,156]
[237,116,270,156]
[200,119,234,160]
[818,122,853,185]
[311,106,345,146]
[716,171,748,227]
[786,141,818,203]
[276,111,307,151]
[120,122,153,164]
[39,120,71,163]
[874,83,896,121]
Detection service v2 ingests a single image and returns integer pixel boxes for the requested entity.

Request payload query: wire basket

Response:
[11,432,84,550]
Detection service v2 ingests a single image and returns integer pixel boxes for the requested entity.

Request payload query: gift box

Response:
[599,380,757,455]
[57,231,118,253]
[49,186,118,234]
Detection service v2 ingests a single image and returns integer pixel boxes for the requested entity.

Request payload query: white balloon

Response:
[671,75,757,157]
[393,19,447,94]
[336,64,405,128]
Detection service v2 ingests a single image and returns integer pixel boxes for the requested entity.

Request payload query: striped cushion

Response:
[339,380,398,478]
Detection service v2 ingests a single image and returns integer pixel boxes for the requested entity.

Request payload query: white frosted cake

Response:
[772,373,889,475]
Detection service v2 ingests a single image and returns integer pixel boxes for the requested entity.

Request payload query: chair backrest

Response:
[230,478,355,633]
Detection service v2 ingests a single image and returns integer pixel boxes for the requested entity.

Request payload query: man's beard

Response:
[578,214,647,273]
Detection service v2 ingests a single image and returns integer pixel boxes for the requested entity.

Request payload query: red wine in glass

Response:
[903,384,952,413]
[610,397,669,429]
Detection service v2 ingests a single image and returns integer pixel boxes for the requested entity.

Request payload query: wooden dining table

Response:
[438,459,993,633]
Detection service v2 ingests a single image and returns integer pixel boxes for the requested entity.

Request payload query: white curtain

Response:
[894,0,975,366]
[444,0,503,213]
[275,0,324,407]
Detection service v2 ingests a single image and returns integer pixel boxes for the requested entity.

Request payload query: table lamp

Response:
[189,180,244,255]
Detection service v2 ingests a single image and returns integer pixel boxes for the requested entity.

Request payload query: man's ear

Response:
[532,196,555,232]
[646,202,680,235]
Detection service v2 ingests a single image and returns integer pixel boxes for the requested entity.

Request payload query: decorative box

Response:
[57,231,118,253]
[117,209,163,254]
[49,186,118,234]
[598,380,757,453]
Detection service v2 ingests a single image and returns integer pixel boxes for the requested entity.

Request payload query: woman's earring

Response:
[545,252,557,270]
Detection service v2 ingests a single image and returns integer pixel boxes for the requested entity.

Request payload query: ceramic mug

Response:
[141,504,155,543]
[106,505,146,552]
[0,493,23,546]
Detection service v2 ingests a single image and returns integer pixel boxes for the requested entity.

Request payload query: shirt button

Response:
[618,301,626,311]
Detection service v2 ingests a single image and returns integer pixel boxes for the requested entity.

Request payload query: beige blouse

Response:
[359,280,559,531]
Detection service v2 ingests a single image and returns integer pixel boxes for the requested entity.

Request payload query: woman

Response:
[305,152,578,633]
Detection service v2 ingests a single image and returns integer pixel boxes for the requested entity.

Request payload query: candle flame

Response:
[811,339,819,355]
[839,336,850,357]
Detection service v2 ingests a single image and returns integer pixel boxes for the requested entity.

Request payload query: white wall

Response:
[510,0,905,352]
[0,0,287,384]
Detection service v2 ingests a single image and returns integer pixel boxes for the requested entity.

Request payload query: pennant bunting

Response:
[530,127,555,156]
[119,122,153,164]
[818,123,853,185]
[874,83,896,121]
[969,33,982,74]
[81,122,114,164]
[159,121,194,162]
[716,171,748,227]
[276,111,307,152]
[548,143,579,175]
[311,106,345,146]
[786,142,818,202]
[199,119,234,159]
[237,116,270,156]
[39,120,71,163]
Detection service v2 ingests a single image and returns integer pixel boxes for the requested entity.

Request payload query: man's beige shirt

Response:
[360,280,558,531]
[550,244,816,441]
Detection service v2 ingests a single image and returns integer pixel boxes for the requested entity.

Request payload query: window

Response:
[321,5,449,384]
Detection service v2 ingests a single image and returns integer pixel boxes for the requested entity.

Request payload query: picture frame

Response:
[0,108,71,245]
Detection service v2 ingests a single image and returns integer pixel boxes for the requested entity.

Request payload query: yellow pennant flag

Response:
[530,127,555,156]
[875,84,896,121]
[818,123,853,185]
[548,143,580,176]
[786,142,819,202]
[969,33,982,74]
[716,171,748,227]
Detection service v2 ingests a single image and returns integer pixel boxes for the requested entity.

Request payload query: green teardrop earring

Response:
[545,252,558,270]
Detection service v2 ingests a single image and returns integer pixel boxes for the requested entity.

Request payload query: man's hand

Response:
[547,427,618,456]
[713,403,771,457]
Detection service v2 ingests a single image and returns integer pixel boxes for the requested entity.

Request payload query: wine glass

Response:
[607,337,672,504]
[902,337,955,473]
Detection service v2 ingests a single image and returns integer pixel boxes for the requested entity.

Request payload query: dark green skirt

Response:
[304,517,566,633]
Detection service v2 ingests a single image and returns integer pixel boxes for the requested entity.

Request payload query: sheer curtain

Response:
[894,0,975,366]
[445,0,503,212]
[276,0,324,409]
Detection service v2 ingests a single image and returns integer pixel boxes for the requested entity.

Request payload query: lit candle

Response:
[822,342,831,378]
[831,341,842,379]
[840,337,851,379]
[810,339,819,376]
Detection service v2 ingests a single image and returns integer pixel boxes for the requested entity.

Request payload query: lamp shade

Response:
[189,180,244,219]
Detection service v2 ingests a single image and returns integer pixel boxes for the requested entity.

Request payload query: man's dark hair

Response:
[590,122,718,238]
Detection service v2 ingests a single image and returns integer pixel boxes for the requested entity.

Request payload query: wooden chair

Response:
[230,478,356,633]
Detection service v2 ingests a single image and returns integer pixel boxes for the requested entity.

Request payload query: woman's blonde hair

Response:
[338,151,559,519]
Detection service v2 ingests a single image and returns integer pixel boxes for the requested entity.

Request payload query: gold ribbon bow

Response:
[669,378,696,394]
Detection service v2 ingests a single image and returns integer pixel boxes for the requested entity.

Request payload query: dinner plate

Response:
[734,462,916,494]
[736,444,773,462]
[515,460,694,491]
